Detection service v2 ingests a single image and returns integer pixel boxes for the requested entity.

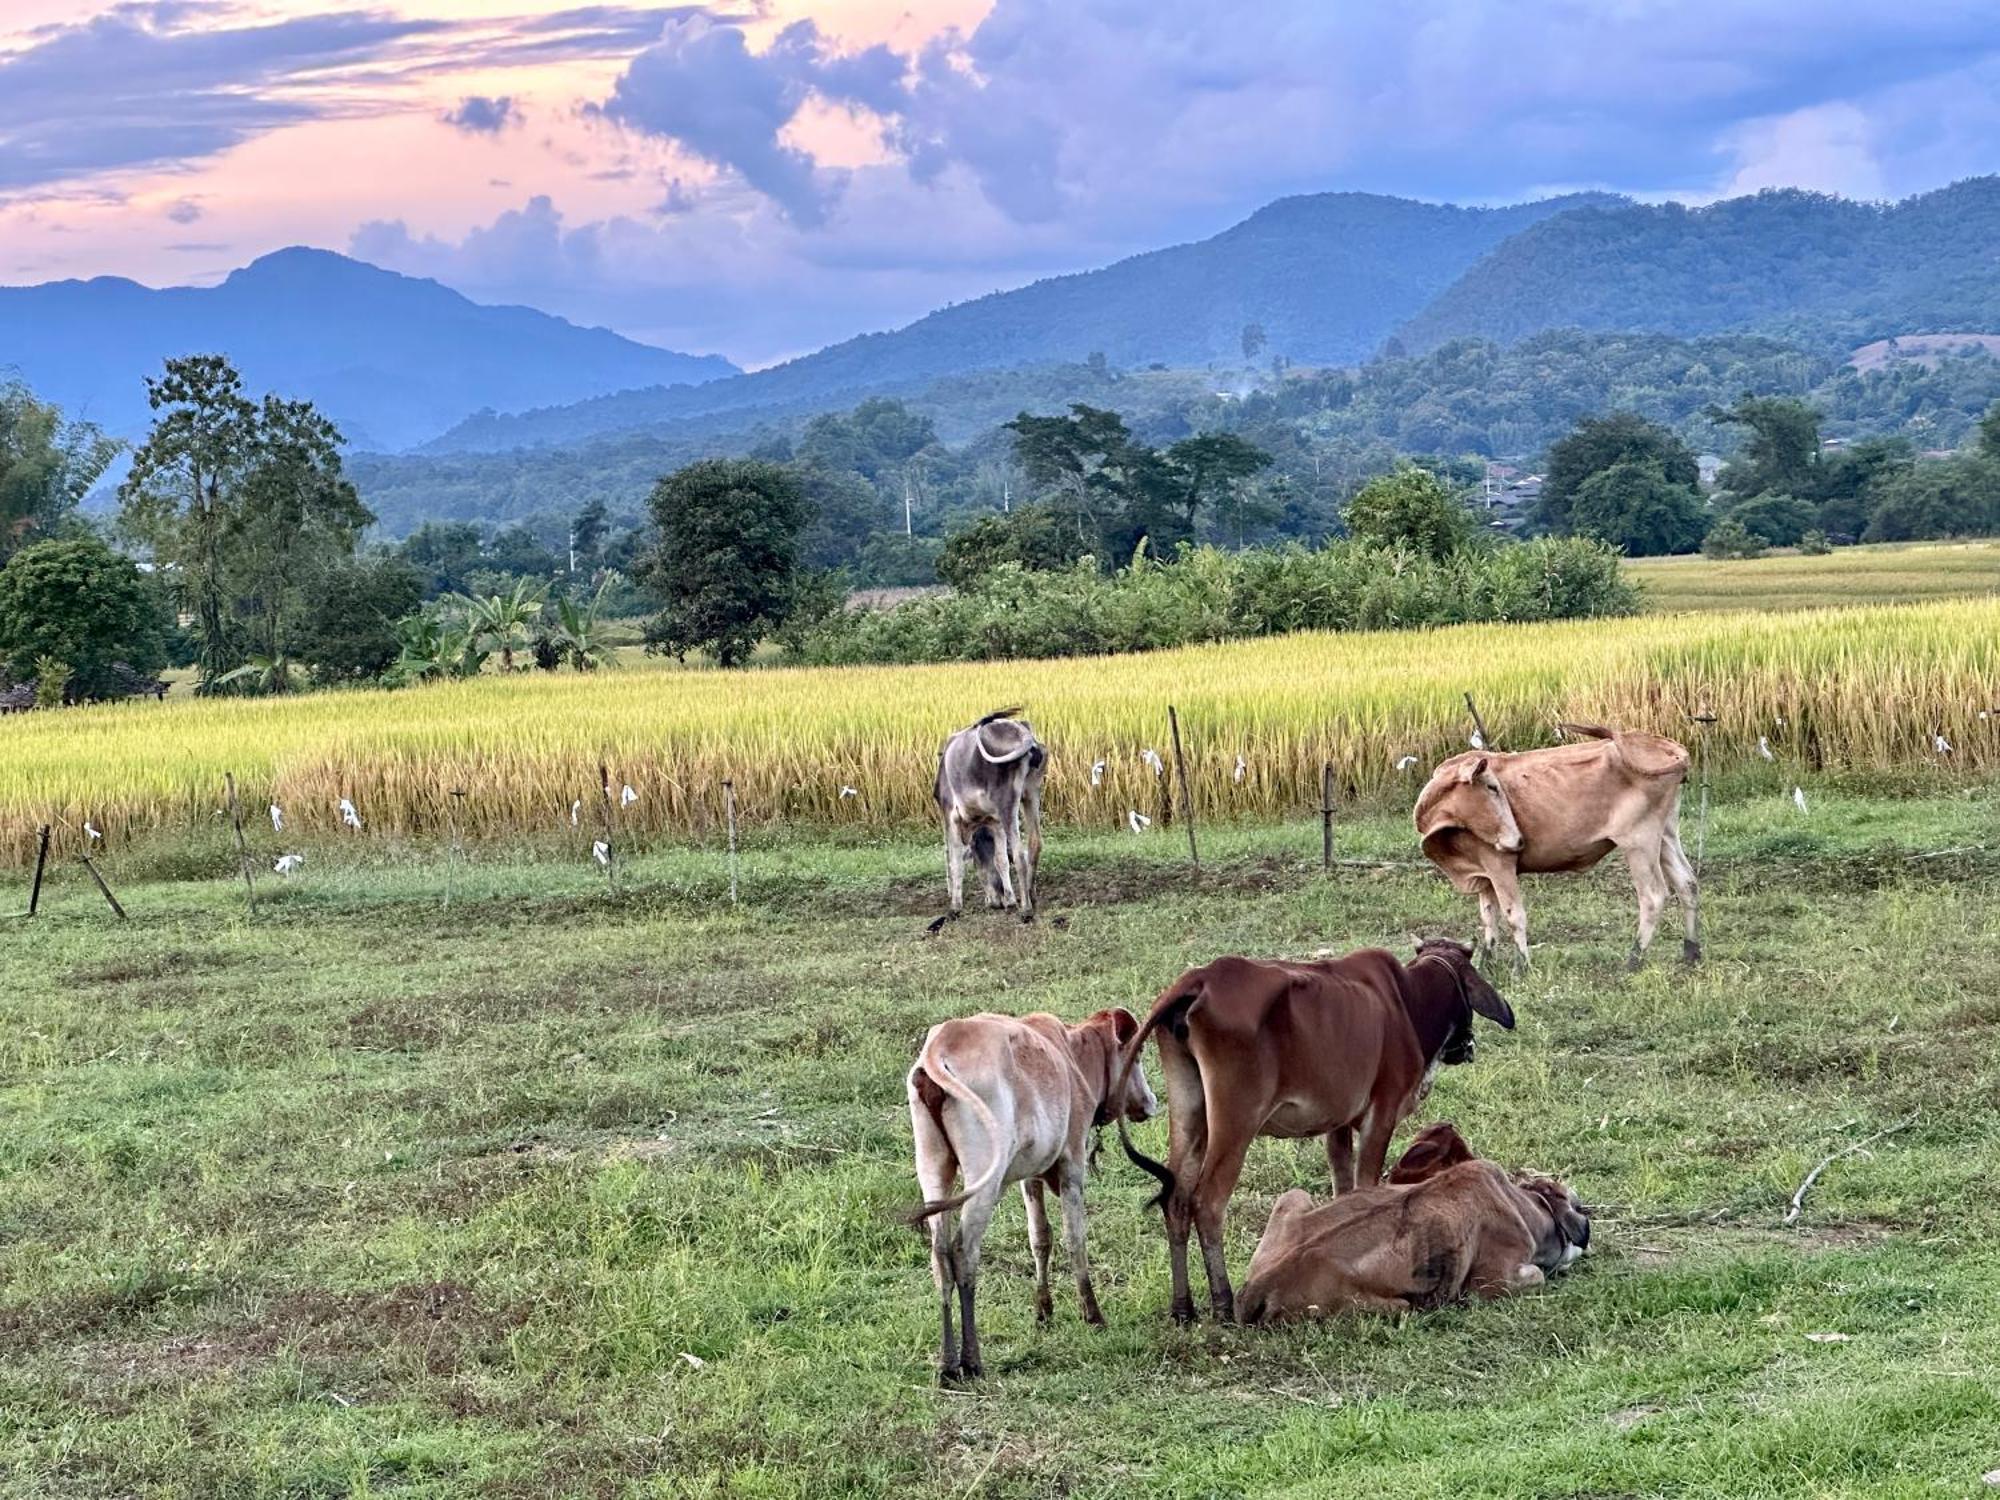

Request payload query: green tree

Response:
[569,499,610,574]
[302,555,426,682]
[117,355,368,687]
[1710,395,1821,499]
[398,522,486,595]
[1342,466,1476,559]
[797,462,894,571]
[1863,458,2000,541]
[1724,492,1817,547]
[1,382,120,562]
[1814,435,1914,540]
[1164,433,1275,546]
[937,504,1085,589]
[0,536,168,700]
[1568,459,1708,555]
[1980,398,2000,459]
[640,459,810,667]
[1539,412,1699,535]
[1241,323,1267,362]
[454,579,547,672]
[1701,516,1765,559]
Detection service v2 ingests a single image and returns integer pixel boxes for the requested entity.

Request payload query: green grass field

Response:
[1628,540,2000,613]
[5,793,2000,1497]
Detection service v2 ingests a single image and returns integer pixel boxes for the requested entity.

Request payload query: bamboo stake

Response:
[723,779,739,905]
[78,853,127,920]
[224,773,257,916]
[1320,763,1336,873]
[596,762,619,894]
[28,825,50,916]
[1168,705,1198,869]
[1463,692,1493,750]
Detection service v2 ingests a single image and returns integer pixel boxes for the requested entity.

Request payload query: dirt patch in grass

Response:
[64,948,244,987]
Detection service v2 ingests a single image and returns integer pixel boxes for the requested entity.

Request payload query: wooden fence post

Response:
[596,762,620,894]
[445,787,467,909]
[1168,705,1199,869]
[28,825,51,916]
[224,773,257,916]
[723,779,739,906]
[1320,762,1336,873]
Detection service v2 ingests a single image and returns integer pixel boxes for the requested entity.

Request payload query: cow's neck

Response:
[1400,959,1463,1065]
[1068,1026,1112,1127]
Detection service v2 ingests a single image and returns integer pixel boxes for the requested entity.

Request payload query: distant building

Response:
[1696,453,1724,488]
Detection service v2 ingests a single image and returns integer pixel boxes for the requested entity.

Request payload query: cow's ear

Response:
[1457,757,1488,783]
[1109,1007,1140,1044]
[1470,982,1516,1030]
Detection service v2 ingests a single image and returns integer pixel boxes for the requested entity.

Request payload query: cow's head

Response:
[1413,936,1515,1065]
[1516,1174,1592,1267]
[1448,757,1523,853]
[1080,1007,1158,1125]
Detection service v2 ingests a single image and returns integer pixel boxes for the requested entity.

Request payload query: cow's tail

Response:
[975,705,1026,727]
[905,1036,1008,1226]
[1113,979,1202,1211]
[1557,721,1615,741]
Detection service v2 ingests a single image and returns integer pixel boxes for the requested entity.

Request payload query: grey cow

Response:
[935,709,1047,921]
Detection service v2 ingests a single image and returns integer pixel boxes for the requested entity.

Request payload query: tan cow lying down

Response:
[1238,1123,1592,1324]
[1415,723,1698,968]
[908,1008,1159,1384]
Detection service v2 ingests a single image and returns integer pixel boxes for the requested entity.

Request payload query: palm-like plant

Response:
[215,652,302,695]
[385,611,487,686]
[455,580,546,672]
[539,580,615,672]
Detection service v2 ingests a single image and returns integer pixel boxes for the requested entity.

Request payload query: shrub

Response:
[1702,517,1766,559]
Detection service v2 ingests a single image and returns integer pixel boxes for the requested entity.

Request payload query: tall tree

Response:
[639,459,810,667]
[0,382,120,562]
[1567,460,1708,555]
[117,355,368,686]
[1343,466,1476,559]
[1538,412,1699,536]
[1709,395,1821,500]
[117,355,257,680]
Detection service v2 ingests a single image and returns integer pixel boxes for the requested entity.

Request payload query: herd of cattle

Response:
[912,709,1690,1382]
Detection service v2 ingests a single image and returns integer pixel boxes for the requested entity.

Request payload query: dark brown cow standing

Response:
[1112,938,1514,1324]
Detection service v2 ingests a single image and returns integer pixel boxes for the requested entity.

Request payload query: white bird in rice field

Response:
[1233,755,1247,783]
[621,784,639,807]
[1142,748,1164,776]
[339,798,362,830]
[839,785,859,799]
[1469,731,1486,750]
[592,841,611,866]
[274,854,305,875]
[1793,786,1809,815]
[1395,754,1419,771]
[1935,733,1953,754]
[84,821,101,841]
[1090,760,1106,787]
[269,804,283,833]
[1128,810,1151,834]
[1758,735,1774,761]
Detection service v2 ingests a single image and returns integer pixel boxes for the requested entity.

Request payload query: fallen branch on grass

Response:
[1784,1111,1919,1225]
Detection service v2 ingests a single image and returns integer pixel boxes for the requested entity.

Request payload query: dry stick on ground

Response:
[596,762,619,895]
[78,852,127,920]
[27,825,51,916]
[1168,704,1198,869]
[223,774,257,917]
[1785,1111,1920,1225]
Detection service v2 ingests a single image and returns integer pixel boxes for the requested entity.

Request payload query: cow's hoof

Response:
[1624,949,1644,974]
[1682,940,1703,966]
[959,1358,982,1380]
[937,1364,963,1387]
[1170,1302,1196,1327]
[1034,1297,1053,1325]
[1019,910,1036,925]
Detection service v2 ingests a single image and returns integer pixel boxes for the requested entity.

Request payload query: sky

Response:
[4,1,1999,367]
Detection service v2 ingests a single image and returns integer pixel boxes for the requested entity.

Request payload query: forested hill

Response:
[421,191,1616,455]
[0,248,737,452]
[1397,178,2000,355]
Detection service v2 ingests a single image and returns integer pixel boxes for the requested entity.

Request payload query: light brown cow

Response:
[1238,1121,1591,1323]
[1415,723,1699,968]
[908,1008,1159,1383]
[1112,938,1514,1324]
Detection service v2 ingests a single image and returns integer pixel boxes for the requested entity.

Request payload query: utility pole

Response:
[904,476,914,536]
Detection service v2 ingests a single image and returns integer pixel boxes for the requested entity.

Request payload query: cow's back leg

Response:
[1056,1161,1104,1325]
[911,1088,963,1380]
[951,1175,1006,1380]
[990,800,1020,911]
[1022,776,1044,914]
[1353,1103,1399,1189]
[1621,835,1669,968]
[1009,798,1035,920]
[1474,882,1500,964]
[1189,1106,1257,1324]
[1661,821,1701,963]
[943,814,968,916]
[1023,1179,1054,1324]
[1157,1034,1207,1324]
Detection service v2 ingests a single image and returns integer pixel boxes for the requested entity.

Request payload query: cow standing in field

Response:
[907,1008,1159,1383]
[1113,938,1515,1324]
[935,709,1046,922]
[1414,723,1699,969]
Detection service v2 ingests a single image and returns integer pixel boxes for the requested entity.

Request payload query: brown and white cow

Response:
[1112,939,1514,1324]
[907,1008,1159,1383]
[1414,723,1699,968]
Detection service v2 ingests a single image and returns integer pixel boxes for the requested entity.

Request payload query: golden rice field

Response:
[1628,539,2000,613]
[5,599,1998,865]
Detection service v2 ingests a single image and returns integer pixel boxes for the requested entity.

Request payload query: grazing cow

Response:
[908,1007,1159,1383]
[1415,723,1699,968]
[935,709,1047,921]
[1113,938,1514,1324]
[1238,1129,1592,1324]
